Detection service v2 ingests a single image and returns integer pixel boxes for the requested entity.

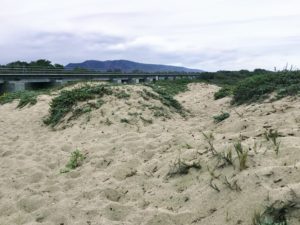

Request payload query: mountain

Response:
[65,60,203,73]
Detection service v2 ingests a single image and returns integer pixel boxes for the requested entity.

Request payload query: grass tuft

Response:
[213,112,230,123]
[234,141,248,171]
[44,85,112,126]
[60,150,85,173]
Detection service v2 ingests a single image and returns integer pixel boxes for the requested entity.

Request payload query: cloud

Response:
[1,0,300,71]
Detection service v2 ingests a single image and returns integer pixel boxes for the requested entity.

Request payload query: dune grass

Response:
[44,85,113,126]
[0,91,39,108]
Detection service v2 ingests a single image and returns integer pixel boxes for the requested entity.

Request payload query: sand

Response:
[0,83,299,225]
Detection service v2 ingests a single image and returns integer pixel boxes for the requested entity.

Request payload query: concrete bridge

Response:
[0,73,200,93]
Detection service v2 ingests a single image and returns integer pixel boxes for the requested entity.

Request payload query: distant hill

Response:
[65,60,203,73]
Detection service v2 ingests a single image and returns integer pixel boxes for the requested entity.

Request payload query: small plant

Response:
[214,86,232,100]
[264,129,279,145]
[222,176,242,192]
[167,157,201,178]
[213,112,230,123]
[209,179,220,192]
[184,143,193,149]
[264,129,281,155]
[120,118,130,123]
[104,118,113,126]
[140,116,153,125]
[234,141,248,171]
[219,149,234,167]
[202,132,217,155]
[60,150,85,173]
[252,201,297,225]
[207,165,221,179]
[115,90,130,99]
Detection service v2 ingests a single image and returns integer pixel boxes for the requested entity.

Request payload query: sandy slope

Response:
[0,83,299,225]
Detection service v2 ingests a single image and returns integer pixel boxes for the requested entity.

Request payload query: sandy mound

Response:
[0,83,299,225]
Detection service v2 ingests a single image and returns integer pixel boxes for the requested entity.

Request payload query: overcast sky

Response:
[1,0,300,71]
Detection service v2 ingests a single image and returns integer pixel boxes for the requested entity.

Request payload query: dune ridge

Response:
[0,83,300,225]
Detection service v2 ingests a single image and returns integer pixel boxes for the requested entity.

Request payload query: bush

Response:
[214,86,232,100]
[0,91,38,108]
[232,71,300,104]
[60,150,85,173]
[213,112,230,123]
[44,85,112,126]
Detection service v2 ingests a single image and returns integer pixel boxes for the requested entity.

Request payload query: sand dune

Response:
[0,83,299,225]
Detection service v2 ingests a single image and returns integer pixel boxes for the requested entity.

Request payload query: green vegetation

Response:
[234,141,248,171]
[202,132,217,155]
[146,83,186,115]
[264,129,281,155]
[214,86,232,100]
[0,91,39,108]
[213,112,230,123]
[60,150,85,173]
[44,85,113,126]
[232,71,300,104]
[253,201,297,225]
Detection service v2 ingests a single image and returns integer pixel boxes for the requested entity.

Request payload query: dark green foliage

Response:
[253,201,297,225]
[146,83,185,115]
[61,150,85,173]
[213,112,230,123]
[0,91,38,108]
[120,118,130,123]
[44,85,112,126]
[115,90,130,99]
[214,86,232,100]
[232,71,300,104]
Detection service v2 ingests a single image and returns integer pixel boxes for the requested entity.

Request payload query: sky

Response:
[1,0,300,71]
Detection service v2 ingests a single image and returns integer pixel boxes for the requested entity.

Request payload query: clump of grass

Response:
[0,91,39,108]
[60,150,85,173]
[264,129,279,145]
[140,116,153,125]
[253,201,297,225]
[167,157,201,178]
[222,176,242,192]
[202,132,217,155]
[209,179,220,192]
[213,112,230,123]
[234,141,248,171]
[214,86,232,100]
[264,129,281,155]
[104,118,113,126]
[218,149,234,168]
[120,118,130,123]
[44,85,112,126]
[115,90,130,99]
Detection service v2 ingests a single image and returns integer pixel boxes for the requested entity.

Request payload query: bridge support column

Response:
[112,79,122,84]
[8,81,27,92]
[146,77,154,83]
[130,78,140,84]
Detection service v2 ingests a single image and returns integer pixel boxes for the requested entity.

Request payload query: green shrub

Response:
[60,150,85,173]
[0,91,38,108]
[232,71,300,104]
[44,85,112,126]
[213,112,230,123]
[214,86,232,100]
